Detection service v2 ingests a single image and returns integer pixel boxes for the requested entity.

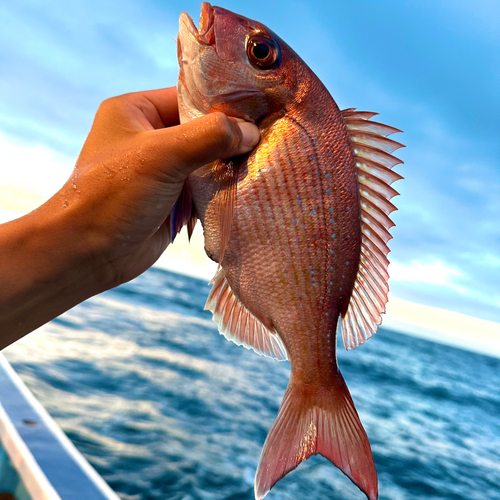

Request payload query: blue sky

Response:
[1,0,499,323]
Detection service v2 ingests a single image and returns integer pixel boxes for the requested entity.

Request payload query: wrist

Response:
[35,188,121,295]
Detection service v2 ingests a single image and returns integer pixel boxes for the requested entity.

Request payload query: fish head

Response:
[177,2,303,123]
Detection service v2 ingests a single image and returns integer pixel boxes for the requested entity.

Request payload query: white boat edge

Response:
[0,400,60,500]
[0,353,121,500]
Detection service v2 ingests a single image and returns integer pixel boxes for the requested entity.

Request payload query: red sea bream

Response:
[174,3,403,499]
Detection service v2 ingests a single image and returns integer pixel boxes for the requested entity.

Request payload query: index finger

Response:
[138,87,180,128]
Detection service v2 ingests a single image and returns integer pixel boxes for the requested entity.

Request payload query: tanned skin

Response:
[0,87,260,349]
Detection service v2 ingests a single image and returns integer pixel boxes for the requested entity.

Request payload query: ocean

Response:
[4,267,500,500]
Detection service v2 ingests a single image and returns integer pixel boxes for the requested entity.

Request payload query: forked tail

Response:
[255,372,377,500]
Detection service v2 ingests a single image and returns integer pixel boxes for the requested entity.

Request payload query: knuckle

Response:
[207,112,240,152]
[97,97,117,116]
[98,96,116,110]
[98,94,128,113]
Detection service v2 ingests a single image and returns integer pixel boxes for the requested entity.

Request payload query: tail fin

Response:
[255,374,377,500]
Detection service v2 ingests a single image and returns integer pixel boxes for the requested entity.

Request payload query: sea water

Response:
[4,267,500,500]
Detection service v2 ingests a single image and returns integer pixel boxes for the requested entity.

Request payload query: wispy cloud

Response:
[390,260,465,292]
[0,132,72,221]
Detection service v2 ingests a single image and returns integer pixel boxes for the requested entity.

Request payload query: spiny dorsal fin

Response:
[206,270,288,361]
[341,108,404,350]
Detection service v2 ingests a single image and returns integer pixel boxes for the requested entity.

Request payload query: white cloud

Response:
[0,132,73,221]
[384,297,500,358]
[390,259,466,294]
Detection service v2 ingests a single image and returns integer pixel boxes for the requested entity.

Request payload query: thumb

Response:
[146,111,260,182]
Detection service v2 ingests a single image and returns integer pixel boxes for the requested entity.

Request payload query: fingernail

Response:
[237,121,260,150]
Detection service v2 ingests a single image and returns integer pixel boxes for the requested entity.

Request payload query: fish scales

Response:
[228,92,360,379]
[175,4,403,500]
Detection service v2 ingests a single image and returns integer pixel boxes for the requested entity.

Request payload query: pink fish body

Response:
[175,4,403,499]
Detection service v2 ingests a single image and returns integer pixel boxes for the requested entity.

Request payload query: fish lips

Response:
[179,2,215,46]
[178,3,250,62]
[177,4,215,83]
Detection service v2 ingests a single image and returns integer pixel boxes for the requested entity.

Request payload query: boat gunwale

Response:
[0,353,120,500]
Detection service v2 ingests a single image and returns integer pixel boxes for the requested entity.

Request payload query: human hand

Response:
[0,87,259,346]
[62,87,260,286]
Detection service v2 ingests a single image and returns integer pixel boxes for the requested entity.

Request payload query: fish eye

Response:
[246,36,280,69]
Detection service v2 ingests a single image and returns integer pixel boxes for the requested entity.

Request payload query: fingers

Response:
[135,87,180,128]
[96,88,180,132]
[89,90,261,186]
[143,111,260,182]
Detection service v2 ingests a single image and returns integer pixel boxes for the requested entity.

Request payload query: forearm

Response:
[0,89,260,350]
[0,194,112,349]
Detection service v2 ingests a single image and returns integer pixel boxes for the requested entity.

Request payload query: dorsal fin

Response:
[341,109,404,350]
[206,270,288,361]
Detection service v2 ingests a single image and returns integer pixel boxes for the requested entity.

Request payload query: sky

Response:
[1,0,499,343]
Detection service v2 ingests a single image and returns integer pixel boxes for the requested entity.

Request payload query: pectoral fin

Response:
[211,159,238,267]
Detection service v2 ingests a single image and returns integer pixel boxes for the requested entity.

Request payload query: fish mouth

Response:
[179,2,215,45]
[177,3,216,115]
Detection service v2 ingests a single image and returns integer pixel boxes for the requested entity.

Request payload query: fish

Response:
[174,3,403,500]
